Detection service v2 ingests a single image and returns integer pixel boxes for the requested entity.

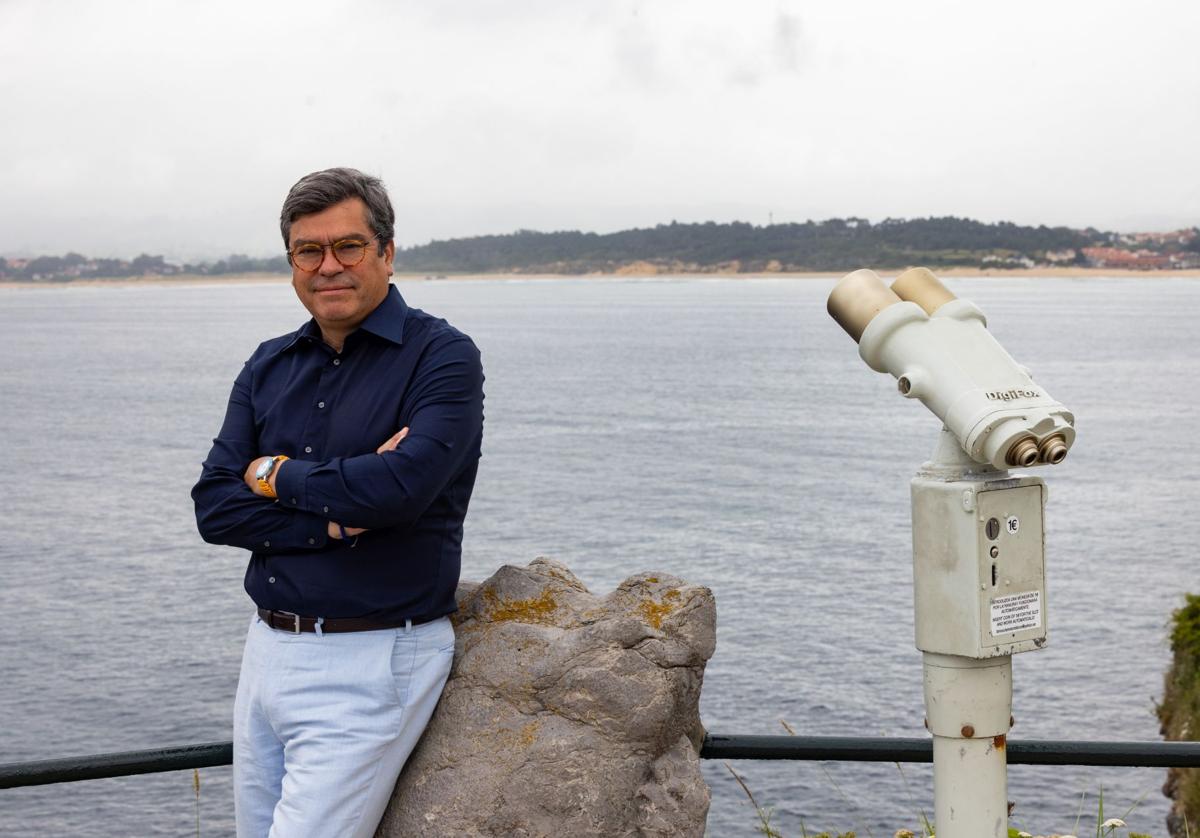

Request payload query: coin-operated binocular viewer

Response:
[828,267,1075,838]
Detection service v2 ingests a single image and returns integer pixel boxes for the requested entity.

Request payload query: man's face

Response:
[288,197,395,338]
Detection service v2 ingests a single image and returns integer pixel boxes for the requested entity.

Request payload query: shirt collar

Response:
[277,284,408,354]
[356,283,408,345]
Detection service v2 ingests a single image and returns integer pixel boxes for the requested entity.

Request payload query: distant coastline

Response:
[4,217,1198,284]
[4,265,1200,290]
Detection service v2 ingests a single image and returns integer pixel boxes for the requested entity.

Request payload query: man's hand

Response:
[328,428,410,540]
[328,521,368,540]
[377,427,409,453]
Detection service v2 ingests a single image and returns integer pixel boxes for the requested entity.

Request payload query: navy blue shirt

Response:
[192,285,484,621]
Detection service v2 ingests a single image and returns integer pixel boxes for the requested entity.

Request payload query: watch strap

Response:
[257,455,289,499]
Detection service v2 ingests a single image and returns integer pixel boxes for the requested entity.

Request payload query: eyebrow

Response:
[290,233,371,247]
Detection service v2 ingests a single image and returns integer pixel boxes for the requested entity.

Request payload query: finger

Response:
[376,431,403,454]
[376,427,410,454]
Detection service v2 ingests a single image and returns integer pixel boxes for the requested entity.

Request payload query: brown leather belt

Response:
[257,607,438,634]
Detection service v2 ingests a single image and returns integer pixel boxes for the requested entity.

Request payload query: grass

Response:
[193,768,201,837]
[724,761,783,838]
[723,721,1162,837]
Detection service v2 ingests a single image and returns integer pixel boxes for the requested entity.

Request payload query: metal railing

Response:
[3,735,1198,790]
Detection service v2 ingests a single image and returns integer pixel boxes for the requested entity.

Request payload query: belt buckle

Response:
[274,610,302,634]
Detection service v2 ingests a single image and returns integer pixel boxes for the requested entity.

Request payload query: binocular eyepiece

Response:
[828,268,1075,470]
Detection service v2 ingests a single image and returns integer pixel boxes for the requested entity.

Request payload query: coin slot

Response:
[991,562,998,587]
[986,517,1001,540]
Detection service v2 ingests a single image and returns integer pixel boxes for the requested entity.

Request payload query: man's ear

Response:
[385,239,396,273]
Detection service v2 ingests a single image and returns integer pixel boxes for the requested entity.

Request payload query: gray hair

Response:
[280,167,395,256]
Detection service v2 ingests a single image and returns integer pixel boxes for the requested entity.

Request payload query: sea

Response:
[1,275,1197,837]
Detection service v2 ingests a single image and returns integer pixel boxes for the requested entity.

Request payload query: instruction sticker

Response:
[990,591,1041,635]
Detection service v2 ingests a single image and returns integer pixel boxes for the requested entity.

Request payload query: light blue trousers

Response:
[233,614,455,838]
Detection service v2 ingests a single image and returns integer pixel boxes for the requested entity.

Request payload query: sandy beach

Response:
[3,265,1200,289]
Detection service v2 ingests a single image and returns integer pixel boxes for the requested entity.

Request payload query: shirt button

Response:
[290,497,298,505]
[322,506,329,513]
[263,541,270,548]
[333,359,341,366]
[268,576,276,583]
[307,537,315,545]
[317,401,326,409]
[304,446,313,454]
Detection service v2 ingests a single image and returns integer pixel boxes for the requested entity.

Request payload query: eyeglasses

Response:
[288,237,379,272]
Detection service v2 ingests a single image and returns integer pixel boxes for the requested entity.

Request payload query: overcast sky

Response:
[2,0,1197,260]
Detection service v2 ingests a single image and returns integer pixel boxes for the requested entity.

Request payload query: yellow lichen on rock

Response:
[483,587,561,625]
[639,589,683,629]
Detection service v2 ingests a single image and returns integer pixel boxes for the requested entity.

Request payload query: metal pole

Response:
[4,736,1200,788]
[924,653,1013,837]
[699,734,1200,766]
[0,742,232,789]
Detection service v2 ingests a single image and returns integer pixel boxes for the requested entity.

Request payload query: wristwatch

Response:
[254,455,289,499]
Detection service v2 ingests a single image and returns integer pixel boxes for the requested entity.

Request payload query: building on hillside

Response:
[1081,247,1172,270]
[1043,249,1077,263]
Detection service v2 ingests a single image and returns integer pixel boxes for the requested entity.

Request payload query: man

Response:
[192,167,484,837]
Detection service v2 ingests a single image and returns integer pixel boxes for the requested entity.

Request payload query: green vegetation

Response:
[1159,594,1200,837]
[393,216,1104,274]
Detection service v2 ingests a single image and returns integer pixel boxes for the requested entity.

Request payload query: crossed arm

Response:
[241,428,409,540]
[192,336,484,553]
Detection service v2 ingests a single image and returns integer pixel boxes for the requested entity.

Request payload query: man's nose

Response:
[318,245,342,275]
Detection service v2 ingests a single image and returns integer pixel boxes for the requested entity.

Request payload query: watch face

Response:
[255,458,275,481]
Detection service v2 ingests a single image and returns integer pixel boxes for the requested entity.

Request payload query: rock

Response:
[376,558,716,837]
